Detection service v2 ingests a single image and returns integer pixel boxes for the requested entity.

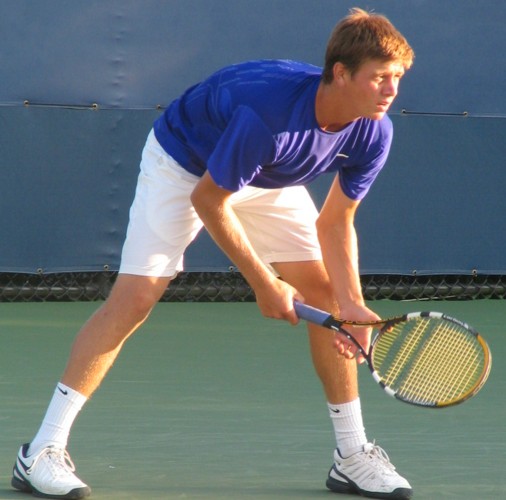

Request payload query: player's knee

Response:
[106,276,167,323]
[126,289,159,321]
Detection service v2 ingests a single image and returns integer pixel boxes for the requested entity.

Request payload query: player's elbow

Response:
[316,215,341,241]
[189,186,201,212]
[190,172,233,216]
[190,182,212,217]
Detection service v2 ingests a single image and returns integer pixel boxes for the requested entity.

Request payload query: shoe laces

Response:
[27,447,77,478]
[362,442,396,472]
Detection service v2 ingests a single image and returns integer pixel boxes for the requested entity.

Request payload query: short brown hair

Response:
[322,8,414,83]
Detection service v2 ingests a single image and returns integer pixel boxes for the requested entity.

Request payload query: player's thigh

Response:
[273,260,336,311]
[232,185,322,266]
[120,131,203,278]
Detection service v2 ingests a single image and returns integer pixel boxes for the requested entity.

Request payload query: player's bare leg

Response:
[61,274,171,397]
[274,260,357,403]
[12,274,170,500]
[274,260,412,499]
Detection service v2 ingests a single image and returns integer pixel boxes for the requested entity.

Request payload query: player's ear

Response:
[332,62,348,85]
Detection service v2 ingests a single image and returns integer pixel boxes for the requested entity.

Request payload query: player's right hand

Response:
[254,277,304,325]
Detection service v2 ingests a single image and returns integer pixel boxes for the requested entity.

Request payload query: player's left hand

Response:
[334,304,381,364]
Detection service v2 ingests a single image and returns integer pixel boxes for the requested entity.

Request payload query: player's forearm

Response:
[192,185,300,324]
[318,221,365,310]
[191,191,273,291]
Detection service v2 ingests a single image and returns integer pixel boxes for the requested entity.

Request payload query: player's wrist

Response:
[336,298,367,318]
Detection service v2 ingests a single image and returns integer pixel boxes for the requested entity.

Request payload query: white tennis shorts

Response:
[119,130,322,277]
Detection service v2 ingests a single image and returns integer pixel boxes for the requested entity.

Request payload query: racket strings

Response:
[421,326,484,398]
[399,323,484,404]
[374,318,487,406]
[373,319,429,383]
[386,320,430,383]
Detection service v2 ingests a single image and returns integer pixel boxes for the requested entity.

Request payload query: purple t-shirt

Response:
[154,60,392,200]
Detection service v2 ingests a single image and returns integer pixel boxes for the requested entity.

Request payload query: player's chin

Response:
[369,110,388,121]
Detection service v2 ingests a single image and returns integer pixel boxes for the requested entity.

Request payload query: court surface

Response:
[0,300,504,499]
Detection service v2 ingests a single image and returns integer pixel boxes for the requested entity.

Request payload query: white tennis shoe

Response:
[12,443,91,499]
[326,442,412,499]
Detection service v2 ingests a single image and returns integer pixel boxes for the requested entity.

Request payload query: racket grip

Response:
[293,301,332,326]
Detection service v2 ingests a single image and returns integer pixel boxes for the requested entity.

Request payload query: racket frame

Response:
[294,301,492,408]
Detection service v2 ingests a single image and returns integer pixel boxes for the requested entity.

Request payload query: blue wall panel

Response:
[1,1,505,274]
[0,107,154,272]
[357,114,506,275]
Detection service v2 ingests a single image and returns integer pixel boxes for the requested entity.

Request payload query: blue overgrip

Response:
[293,301,333,326]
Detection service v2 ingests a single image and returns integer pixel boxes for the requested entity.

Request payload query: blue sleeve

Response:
[339,119,393,200]
[207,106,276,192]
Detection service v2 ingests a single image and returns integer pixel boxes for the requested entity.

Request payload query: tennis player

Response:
[12,8,414,499]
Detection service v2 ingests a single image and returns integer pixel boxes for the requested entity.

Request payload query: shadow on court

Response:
[0,300,504,499]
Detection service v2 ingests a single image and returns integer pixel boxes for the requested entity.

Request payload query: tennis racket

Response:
[294,301,491,408]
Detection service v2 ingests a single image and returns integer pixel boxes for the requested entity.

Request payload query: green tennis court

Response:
[0,300,504,499]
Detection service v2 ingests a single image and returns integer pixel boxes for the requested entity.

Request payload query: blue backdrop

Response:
[1,0,505,275]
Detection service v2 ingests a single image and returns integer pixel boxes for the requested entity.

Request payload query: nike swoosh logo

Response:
[336,153,349,159]
[57,386,68,396]
[329,408,340,413]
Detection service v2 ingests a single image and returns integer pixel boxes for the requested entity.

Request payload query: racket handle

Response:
[293,301,332,326]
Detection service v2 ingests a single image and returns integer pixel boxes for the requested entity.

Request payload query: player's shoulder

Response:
[347,116,393,157]
[214,59,322,80]
[376,114,393,141]
[374,114,393,131]
[360,114,393,141]
[258,59,322,74]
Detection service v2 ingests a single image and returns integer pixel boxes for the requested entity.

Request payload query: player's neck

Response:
[315,82,359,132]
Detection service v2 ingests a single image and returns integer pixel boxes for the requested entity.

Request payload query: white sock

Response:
[327,398,367,458]
[29,383,87,455]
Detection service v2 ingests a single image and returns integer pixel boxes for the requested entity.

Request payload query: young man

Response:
[12,8,414,500]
